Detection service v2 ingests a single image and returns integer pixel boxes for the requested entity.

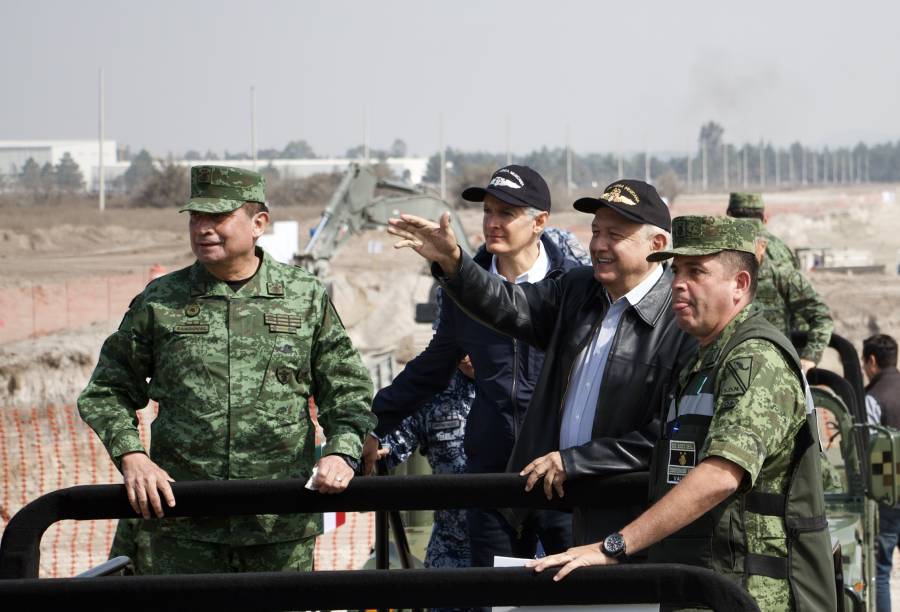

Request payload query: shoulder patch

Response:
[720,356,753,395]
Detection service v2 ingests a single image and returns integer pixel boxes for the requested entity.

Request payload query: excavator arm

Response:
[296,163,473,275]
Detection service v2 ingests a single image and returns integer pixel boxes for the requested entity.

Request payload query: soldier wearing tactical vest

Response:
[530,216,836,612]
[726,192,833,372]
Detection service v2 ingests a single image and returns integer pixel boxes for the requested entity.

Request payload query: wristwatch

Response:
[601,532,627,559]
[337,454,360,474]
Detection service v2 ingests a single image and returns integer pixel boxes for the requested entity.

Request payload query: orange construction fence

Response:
[0,404,374,577]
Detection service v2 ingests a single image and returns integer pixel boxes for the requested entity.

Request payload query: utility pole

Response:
[801,147,807,185]
[742,146,749,189]
[363,107,369,166]
[617,152,624,179]
[774,148,781,187]
[98,68,105,213]
[439,114,446,201]
[758,141,766,188]
[644,150,651,184]
[505,115,512,166]
[722,143,729,191]
[565,125,572,197]
[701,141,708,191]
[250,86,257,170]
[686,150,692,191]
[788,147,795,185]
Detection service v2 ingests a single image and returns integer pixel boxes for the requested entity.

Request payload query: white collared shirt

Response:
[559,264,665,449]
[489,240,550,284]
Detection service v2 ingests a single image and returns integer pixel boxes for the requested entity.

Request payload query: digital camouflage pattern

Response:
[761,228,801,270]
[543,226,591,265]
[679,305,808,610]
[728,193,801,269]
[180,165,267,214]
[648,215,758,261]
[754,258,834,363]
[78,248,375,546]
[150,534,315,573]
[381,370,475,570]
[727,192,765,212]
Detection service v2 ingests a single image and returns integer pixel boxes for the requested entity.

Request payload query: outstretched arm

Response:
[388,212,462,277]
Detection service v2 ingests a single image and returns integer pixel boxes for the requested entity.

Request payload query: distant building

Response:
[0,140,118,190]
[0,140,430,191]
[175,157,430,185]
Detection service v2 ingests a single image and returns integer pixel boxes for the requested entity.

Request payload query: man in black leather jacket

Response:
[387,179,696,544]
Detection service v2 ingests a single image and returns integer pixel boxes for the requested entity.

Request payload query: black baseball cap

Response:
[573,179,671,232]
[461,165,551,212]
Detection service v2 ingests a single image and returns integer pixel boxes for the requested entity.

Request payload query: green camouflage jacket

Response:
[688,305,808,610]
[78,249,375,544]
[754,258,833,363]
[761,228,801,270]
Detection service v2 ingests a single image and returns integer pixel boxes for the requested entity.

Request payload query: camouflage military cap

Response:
[727,192,764,213]
[180,165,266,214]
[647,215,758,261]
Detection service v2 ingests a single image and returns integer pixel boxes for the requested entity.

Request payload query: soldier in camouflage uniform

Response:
[78,165,375,574]
[531,216,837,611]
[727,193,833,370]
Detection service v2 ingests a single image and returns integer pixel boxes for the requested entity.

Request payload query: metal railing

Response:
[0,472,760,611]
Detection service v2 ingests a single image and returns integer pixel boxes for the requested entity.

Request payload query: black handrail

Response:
[0,565,760,611]
[0,472,647,580]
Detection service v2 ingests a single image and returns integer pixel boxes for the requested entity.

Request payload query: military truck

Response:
[809,333,900,612]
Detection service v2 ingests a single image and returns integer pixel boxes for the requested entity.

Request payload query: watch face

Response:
[603,532,625,556]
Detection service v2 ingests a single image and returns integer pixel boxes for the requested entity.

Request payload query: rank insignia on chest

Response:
[267,282,285,296]
[264,313,302,333]
[666,440,696,484]
[184,303,201,317]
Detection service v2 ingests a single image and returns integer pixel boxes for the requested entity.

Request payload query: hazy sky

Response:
[3,0,899,157]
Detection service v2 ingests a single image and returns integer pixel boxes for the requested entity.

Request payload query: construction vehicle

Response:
[809,333,900,612]
[295,162,474,277]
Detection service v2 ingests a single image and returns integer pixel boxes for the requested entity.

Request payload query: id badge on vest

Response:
[667,440,696,484]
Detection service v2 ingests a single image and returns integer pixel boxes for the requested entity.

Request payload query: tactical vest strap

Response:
[745,553,789,579]
[786,515,829,532]
[745,492,785,516]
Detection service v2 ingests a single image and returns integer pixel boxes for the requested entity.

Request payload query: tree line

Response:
[4,122,900,208]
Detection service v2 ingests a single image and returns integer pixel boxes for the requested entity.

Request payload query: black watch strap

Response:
[335,454,360,474]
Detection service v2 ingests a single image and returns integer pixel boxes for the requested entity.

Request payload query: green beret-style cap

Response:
[727,192,764,213]
[647,215,758,262]
[180,165,266,214]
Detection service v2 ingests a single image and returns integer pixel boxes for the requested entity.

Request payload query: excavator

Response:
[295,162,474,278]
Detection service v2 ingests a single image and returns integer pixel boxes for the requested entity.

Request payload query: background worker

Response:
[726,192,833,371]
[385,179,695,545]
[530,216,837,612]
[365,165,585,570]
[79,165,375,574]
[863,333,900,612]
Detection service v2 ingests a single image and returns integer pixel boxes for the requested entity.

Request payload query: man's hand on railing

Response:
[120,452,176,519]
[527,542,618,581]
[312,454,355,494]
[521,451,567,500]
